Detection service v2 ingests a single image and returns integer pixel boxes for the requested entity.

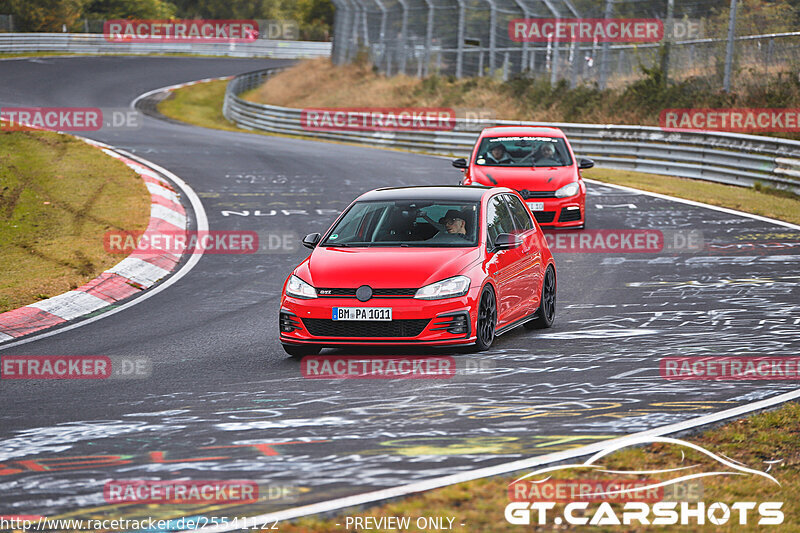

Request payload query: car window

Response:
[474,135,573,167]
[486,196,516,248]
[503,194,534,232]
[321,200,480,247]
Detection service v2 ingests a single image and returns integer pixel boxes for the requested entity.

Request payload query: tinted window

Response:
[486,196,516,247]
[320,200,480,247]
[504,194,534,232]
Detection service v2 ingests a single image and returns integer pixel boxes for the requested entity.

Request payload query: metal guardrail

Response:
[0,33,331,59]
[224,67,800,193]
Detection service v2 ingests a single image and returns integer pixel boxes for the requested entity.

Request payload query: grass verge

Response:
[157,79,240,132]
[0,131,150,313]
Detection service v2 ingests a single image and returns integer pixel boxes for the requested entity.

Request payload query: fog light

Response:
[280,311,301,333]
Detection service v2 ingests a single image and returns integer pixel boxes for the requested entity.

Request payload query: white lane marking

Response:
[595,203,637,209]
[0,145,208,351]
[584,177,800,230]
[186,387,800,532]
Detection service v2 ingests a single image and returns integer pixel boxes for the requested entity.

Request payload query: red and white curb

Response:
[0,138,191,343]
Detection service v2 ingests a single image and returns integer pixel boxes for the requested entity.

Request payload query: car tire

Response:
[473,285,497,351]
[282,343,322,358]
[525,265,556,330]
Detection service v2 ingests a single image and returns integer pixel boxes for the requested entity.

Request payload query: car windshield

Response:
[474,135,573,167]
[320,200,480,247]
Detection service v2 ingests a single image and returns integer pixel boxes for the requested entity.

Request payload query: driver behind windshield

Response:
[485,142,513,165]
[428,209,470,242]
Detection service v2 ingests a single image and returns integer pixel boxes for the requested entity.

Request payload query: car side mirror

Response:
[452,158,468,169]
[579,158,595,169]
[493,233,522,251]
[302,233,321,249]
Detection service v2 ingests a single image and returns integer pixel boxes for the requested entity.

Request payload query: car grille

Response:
[519,189,557,199]
[559,207,582,222]
[316,288,417,299]
[533,211,556,224]
[302,318,430,338]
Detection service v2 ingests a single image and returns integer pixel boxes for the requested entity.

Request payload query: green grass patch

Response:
[0,131,150,313]
[157,79,241,132]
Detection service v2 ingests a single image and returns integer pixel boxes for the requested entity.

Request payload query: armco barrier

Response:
[0,33,330,59]
[223,67,800,194]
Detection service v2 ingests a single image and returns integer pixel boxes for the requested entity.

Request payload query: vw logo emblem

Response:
[356,285,373,302]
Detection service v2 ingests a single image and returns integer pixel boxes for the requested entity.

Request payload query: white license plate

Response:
[527,201,545,211]
[333,307,392,321]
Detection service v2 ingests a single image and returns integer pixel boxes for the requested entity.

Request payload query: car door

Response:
[485,195,525,327]
[503,194,543,316]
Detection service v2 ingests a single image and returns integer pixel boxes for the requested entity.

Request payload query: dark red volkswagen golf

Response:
[279,186,557,356]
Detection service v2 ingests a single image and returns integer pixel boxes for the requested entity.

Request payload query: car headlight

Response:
[555,182,580,198]
[286,275,317,299]
[414,276,471,300]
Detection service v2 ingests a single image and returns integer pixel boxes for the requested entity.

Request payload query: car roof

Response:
[479,125,565,138]
[358,185,508,202]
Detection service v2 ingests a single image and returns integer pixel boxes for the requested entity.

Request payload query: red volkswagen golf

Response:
[279,186,557,356]
[453,126,594,228]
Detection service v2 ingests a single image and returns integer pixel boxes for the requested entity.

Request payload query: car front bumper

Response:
[525,196,585,228]
[279,294,478,347]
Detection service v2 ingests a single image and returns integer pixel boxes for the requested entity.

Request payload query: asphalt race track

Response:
[1,57,799,526]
